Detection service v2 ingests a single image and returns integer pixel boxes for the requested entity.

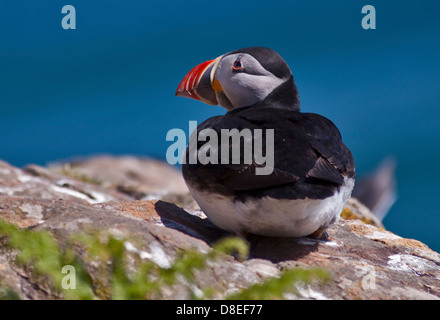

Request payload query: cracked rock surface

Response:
[0,156,439,299]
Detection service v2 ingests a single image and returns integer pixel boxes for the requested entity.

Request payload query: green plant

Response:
[0,219,93,299]
[0,219,329,300]
[227,267,330,299]
[74,232,249,299]
[0,286,21,300]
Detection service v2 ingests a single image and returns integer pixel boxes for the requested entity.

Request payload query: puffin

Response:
[175,47,355,239]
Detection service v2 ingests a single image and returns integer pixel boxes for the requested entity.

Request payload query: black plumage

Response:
[183,106,355,202]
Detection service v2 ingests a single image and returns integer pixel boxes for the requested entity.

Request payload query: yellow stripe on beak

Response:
[211,79,223,92]
[210,56,223,92]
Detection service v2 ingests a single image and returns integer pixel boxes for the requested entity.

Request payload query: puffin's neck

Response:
[260,75,300,111]
[226,75,300,114]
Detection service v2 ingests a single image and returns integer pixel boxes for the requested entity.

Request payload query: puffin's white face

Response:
[176,47,294,111]
[211,53,286,110]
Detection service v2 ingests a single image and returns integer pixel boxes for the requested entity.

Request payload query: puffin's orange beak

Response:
[175,58,221,106]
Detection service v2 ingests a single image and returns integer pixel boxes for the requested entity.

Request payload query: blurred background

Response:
[1,1,439,250]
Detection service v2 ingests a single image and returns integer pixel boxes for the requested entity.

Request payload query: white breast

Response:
[187,177,354,237]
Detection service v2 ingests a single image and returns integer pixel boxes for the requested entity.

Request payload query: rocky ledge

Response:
[0,155,439,300]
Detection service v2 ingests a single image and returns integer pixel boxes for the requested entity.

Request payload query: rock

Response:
[47,155,189,198]
[341,197,384,229]
[1,156,439,300]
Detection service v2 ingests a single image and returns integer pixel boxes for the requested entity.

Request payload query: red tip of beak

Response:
[175,59,214,100]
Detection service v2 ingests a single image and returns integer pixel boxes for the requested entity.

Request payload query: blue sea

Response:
[1,1,439,250]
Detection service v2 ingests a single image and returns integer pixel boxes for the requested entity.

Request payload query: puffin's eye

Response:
[232,55,244,72]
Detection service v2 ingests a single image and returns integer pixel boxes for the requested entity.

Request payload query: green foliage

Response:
[0,286,21,300]
[227,267,330,300]
[75,233,249,299]
[0,219,329,300]
[0,219,93,299]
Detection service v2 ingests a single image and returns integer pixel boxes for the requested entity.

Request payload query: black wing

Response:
[182,108,355,200]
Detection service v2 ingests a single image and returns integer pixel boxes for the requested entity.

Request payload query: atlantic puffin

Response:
[175,47,355,239]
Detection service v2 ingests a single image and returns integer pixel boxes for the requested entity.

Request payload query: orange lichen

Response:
[340,207,374,226]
